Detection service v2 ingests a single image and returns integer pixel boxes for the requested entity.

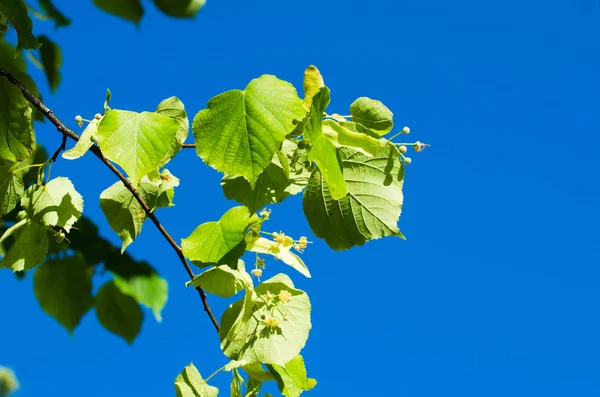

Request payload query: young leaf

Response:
[349,97,394,135]
[0,220,48,272]
[38,35,62,93]
[322,120,387,157]
[221,140,311,213]
[181,206,251,266]
[0,163,24,215]
[153,0,206,18]
[246,237,310,278]
[193,75,305,186]
[92,0,143,23]
[62,118,99,160]
[190,265,247,298]
[155,96,189,167]
[21,177,84,233]
[113,271,168,322]
[302,87,347,199]
[33,255,94,333]
[219,274,311,366]
[269,355,317,397]
[38,0,71,28]
[95,281,143,344]
[96,109,180,185]
[0,0,39,50]
[0,79,33,164]
[174,363,219,397]
[302,65,325,111]
[303,146,404,250]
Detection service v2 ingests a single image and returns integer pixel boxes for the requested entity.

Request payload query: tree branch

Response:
[0,69,220,332]
[182,143,196,149]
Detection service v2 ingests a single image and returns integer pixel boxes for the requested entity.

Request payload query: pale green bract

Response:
[174,363,219,397]
[181,206,251,266]
[21,177,83,233]
[62,118,99,160]
[193,74,306,186]
[219,274,311,366]
[269,354,317,397]
[95,280,143,344]
[303,146,405,250]
[246,237,310,278]
[96,109,180,186]
[33,255,94,333]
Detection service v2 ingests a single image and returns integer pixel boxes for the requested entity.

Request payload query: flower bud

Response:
[404,157,412,165]
[402,126,410,134]
[399,145,407,154]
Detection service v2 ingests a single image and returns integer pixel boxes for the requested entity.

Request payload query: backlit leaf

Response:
[269,355,316,397]
[0,220,48,272]
[95,280,143,344]
[174,363,219,397]
[349,97,393,135]
[0,0,39,50]
[38,35,62,93]
[0,78,33,164]
[154,0,206,18]
[92,0,143,23]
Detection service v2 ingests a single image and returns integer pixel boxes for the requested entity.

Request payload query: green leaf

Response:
[153,0,206,18]
[62,118,99,160]
[38,0,71,28]
[302,87,347,200]
[99,177,161,252]
[242,364,275,382]
[219,273,311,366]
[33,254,93,333]
[0,78,33,164]
[193,75,305,185]
[21,177,83,233]
[221,140,311,213]
[303,146,404,250]
[96,109,179,185]
[174,363,219,397]
[302,65,325,111]
[156,96,189,167]
[322,120,387,157]
[181,206,251,266]
[114,271,168,322]
[269,355,316,397]
[190,265,246,298]
[92,0,143,23]
[0,366,19,397]
[0,220,48,272]
[0,163,24,215]
[95,280,143,344]
[244,377,262,397]
[0,0,39,50]
[246,237,310,278]
[38,35,62,93]
[349,97,393,135]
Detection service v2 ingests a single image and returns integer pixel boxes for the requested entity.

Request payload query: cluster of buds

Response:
[259,208,272,220]
[278,290,292,303]
[74,113,103,128]
[264,290,276,304]
[250,268,263,279]
[394,124,428,165]
[271,232,311,252]
[293,236,310,252]
[261,317,279,328]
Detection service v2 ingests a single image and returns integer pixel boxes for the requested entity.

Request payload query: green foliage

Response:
[0,366,18,397]
[92,0,144,23]
[114,270,168,322]
[38,35,62,92]
[95,280,144,344]
[175,363,219,397]
[0,0,39,50]
[38,0,71,28]
[269,355,316,397]
[0,220,48,271]
[193,75,305,186]
[0,163,24,215]
[303,146,405,250]
[154,0,206,18]
[190,264,247,298]
[246,237,310,278]
[0,77,33,164]
[33,254,94,332]
[349,97,394,135]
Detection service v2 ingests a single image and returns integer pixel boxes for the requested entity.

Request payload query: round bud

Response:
[74,115,83,127]
[399,145,407,154]
[404,157,412,165]
[90,135,98,143]
[94,113,102,120]
[402,126,410,134]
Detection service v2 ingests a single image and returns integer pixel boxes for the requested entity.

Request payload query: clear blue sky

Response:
[2,0,600,395]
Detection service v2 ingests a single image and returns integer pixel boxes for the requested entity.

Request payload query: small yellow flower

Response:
[278,290,292,303]
[259,208,271,218]
[264,290,276,304]
[262,318,279,328]
[298,236,309,249]
[273,232,286,245]
[250,269,262,278]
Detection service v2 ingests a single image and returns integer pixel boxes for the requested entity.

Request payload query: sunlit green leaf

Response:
[96,109,180,185]
[303,146,404,250]
[154,0,205,18]
[21,177,83,233]
[0,163,24,215]
[181,206,251,266]
[193,75,305,185]
[302,87,347,199]
[269,355,316,397]
[190,265,246,298]
[0,220,48,272]
[220,274,311,366]
[349,97,393,135]
[0,366,19,397]
[0,0,39,50]
[95,280,143,344]
[38,35,62,93]
[33,254,93,333]
[174,363,219,397]
[0,79,33,164]
[322,120,387,157]
[92,0,143,23]
[156,96,189,167]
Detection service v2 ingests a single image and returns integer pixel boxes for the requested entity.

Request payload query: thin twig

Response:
[182,143,196,149]
[0,68,220,332]
[50,133,68,162]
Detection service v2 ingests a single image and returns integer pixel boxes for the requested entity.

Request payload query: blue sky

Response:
[2,0,600,395]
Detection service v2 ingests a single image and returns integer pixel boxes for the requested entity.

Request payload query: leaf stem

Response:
[10,162,45,175]
[204,365,226,383]
[0,68,220,332]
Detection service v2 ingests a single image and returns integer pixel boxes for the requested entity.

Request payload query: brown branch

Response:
[0,68,220,332]
[182,143,196,149]
[50,133,68,162]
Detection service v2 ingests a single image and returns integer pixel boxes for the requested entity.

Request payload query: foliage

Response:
[0,1,428,396]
